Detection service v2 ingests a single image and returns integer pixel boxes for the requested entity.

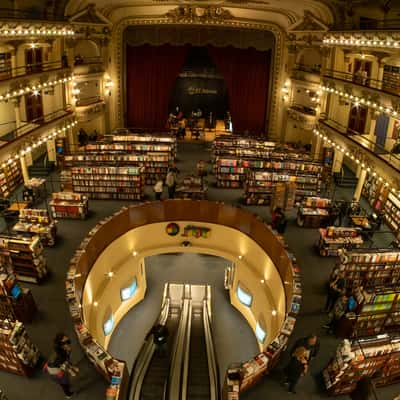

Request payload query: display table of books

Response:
[22,178,46,205]
[12,209,57,247]
[49,192,88,219]
[175,176,207,200]
[297,197,331,228]
[318,227,363,257]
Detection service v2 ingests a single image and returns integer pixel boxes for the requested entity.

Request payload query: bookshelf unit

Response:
[323,334,400,395]
[318,227,363,257]
[0,270,36,323]
[332,249,400,290]
[0,161,22,199]
[0,235,47,284]
[70,166,144,200]
[12,209,57,247]
[66,148,169,186]
[382,64,400,95]
[175,176,207,199]
[384,192,400,234]
[49,192,88,219]
[356,289,400,336]
[0,319,39,376]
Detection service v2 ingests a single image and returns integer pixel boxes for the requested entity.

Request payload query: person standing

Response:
[153,177,164,201]
[290,334,320,362]
[283,346,309,394]
[44,333,79,399]
[166,168,177,199]
[325,271,346,313]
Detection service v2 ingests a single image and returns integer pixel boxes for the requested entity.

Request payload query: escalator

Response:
[139,304,181,400]
[186,304,210,400]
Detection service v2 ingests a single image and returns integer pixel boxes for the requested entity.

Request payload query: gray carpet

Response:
[0,140,399,400]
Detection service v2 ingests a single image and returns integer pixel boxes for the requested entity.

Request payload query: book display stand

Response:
[49,192,88,219]
[297,197,331,228]
[318,227,363,257]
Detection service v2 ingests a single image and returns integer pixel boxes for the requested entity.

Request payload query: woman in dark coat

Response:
[284,346,309,393]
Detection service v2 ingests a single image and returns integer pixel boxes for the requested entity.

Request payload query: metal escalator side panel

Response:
[181,300,193,400]
[203,301,220,400]
[128,297,170,400]
[167,298,191,400]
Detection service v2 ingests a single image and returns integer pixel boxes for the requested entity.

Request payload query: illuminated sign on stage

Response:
[187,86,218,96]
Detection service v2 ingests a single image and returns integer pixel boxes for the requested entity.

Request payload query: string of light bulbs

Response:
[323,36,399,49]
[0,75,74,103]
[313,127,398,196]
[0,26,74,37]
[1,119,78,169]
[320,85,399,118]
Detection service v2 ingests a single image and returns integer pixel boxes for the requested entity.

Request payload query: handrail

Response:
[128,291,171,400]
[181,299,192,400]
[319,118,400,173]
[0,106,73,144]
[0,8,67,21]
[167,298,191,400]
[293,63,321,74]
[203,299,220,400]
[331,19,400,31]
[76,96,104,107]
[0,60,69,82]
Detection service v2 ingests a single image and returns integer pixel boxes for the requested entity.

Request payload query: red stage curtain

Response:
[208,46,271,135]
[126,44,188,129]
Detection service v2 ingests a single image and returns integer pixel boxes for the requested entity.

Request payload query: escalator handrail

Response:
[166,298,191,400]
[203,300,221,400]
[181,300,192,400]
[127,297,170,400]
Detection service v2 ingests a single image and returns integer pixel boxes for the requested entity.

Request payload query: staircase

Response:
[28,160,55,177]
[333,172,358,188]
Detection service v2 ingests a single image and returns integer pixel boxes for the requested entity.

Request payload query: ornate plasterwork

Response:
[110,13,285,138]
[165,5,233,22]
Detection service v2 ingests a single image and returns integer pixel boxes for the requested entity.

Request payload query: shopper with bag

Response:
[283,346,309,394]
[153,177,164,201]
[44,333,79,399]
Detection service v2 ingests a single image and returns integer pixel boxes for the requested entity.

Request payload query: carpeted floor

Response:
[0,140,399,400]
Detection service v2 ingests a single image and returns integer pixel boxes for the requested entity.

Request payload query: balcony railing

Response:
[332,18,400,31]
[73,57,104,76]
[0,7,66,21]
[319,118,400,174]
[75,96,104,107]
[322,68,400,98]
[0,60,69,82]
[293,63,321,74]
[0,106,73,147]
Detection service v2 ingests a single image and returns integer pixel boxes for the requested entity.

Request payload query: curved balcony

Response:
[291,63,321,84]
[287,103,317,130]
[75,98,105,122]
[323,68,400,99]
[73,57,104,77]
[0,106,74,148]
[319,118,400,175]
[332,18,400,32]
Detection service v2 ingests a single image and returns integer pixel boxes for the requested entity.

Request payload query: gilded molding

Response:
[111,14,285,138]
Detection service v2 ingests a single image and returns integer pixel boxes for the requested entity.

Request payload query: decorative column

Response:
[377,61,385,89]
[12,98,22,129]
[10,49,17,77]
[46,139,56,163]
[332,149,343,174]
[311,134,322,160]
[353,168,367,201]
[19,156,30,183]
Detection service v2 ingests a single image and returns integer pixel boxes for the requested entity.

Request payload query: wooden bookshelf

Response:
[0,319,39,376]
[323,334,400,395]
[70,166,144,200]
[382,64,400,95]
[332,249,400,290]
[49,192,88,219]
[0,161,22,199]
[0,236,47,284]
[384,192,400,234]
